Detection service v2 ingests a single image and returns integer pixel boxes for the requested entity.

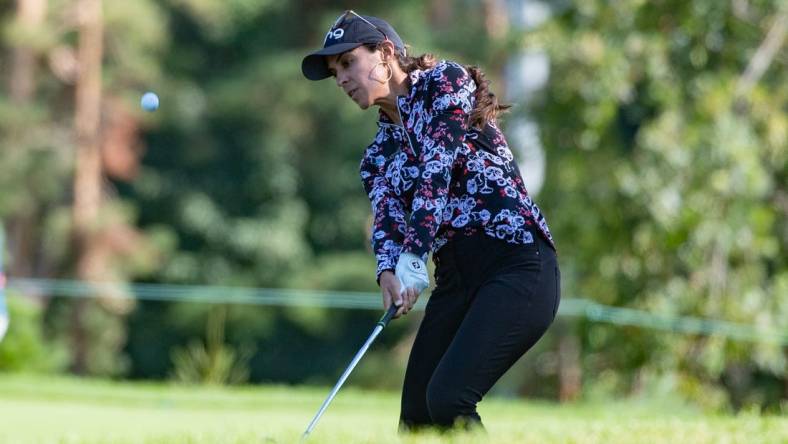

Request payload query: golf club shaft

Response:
[302,304,398,439]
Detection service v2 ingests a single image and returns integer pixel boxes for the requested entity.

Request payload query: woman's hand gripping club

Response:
[380,253,429,317]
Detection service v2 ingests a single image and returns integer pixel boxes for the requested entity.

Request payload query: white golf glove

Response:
[395,252,430,296]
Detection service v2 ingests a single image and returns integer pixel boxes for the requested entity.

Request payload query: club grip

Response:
[378,304,399,327]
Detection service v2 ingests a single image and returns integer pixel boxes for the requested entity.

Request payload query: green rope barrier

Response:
[6,278,787,345]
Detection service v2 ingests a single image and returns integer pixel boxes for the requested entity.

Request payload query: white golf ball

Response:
[141,92,160,111]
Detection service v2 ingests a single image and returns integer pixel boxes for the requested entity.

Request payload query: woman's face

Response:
[325,46,389,110]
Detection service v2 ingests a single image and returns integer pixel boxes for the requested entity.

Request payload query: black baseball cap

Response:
[302,11,406,81]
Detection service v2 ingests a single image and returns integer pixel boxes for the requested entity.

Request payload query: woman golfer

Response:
[302,11,560,430]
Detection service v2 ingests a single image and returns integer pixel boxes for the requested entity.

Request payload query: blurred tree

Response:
[71,0,105,374]
[0,293,67,372]
[531,0,786,410]
[2,0,59,278]
[1,0,165,376]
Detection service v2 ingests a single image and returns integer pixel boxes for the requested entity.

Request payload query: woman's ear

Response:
[379,40,397,62]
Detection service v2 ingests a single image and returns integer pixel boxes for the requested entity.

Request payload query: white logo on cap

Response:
[325,28,344,42]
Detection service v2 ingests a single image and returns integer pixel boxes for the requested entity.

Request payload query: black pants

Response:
[400,232,560,430]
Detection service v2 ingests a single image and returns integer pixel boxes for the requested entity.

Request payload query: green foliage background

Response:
[0,0,785,411]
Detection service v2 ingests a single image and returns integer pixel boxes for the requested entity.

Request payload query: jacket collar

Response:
[376,68,428,128]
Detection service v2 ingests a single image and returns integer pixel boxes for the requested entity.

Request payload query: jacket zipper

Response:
[396,97,418,157]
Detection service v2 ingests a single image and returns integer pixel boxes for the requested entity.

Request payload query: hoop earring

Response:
[372,61,393,84]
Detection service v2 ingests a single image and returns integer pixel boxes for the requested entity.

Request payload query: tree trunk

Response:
[6,0,47,279]
[72,0,103,374]
[9,0,46,102]
[482,0,509,40]
[429,0,452,28]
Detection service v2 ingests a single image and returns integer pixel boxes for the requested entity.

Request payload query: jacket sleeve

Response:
[402,62,475,262]
[360,148,407,281]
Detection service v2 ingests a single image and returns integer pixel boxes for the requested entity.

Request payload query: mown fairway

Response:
[0,375,785,443]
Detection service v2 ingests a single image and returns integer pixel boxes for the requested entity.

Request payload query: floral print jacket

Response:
[359,60,555,279]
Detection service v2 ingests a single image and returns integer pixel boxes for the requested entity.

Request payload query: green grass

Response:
[0,374,785,443]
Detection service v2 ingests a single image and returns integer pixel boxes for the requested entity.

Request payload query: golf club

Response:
[301,303,399,440]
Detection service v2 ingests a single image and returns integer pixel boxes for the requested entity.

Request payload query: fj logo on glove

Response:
[412,261,420,269]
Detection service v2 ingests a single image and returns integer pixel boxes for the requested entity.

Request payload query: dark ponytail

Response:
[463,65,512,129]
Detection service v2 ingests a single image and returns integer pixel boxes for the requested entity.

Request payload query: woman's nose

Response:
[335,72,348,88]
